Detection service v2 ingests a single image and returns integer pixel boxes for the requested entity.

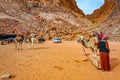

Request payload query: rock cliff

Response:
[86,0,115,23]
[0,0,120,41]
[87,0,120,41]
[0,0,91,40]
[14,0,84,14]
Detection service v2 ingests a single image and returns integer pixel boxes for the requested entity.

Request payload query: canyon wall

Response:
[0,0,120,41]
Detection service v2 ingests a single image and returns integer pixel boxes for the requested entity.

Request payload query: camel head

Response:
[77,36,84,43]
[79,36,84,40]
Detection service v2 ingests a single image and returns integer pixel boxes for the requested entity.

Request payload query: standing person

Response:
[99,35,110,71]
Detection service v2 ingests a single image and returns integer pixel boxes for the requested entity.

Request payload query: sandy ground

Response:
[0,41,120,80]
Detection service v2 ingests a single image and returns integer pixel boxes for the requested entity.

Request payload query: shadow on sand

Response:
[34,47,49,50]
[25,47,49,50]
[110,58,120,70]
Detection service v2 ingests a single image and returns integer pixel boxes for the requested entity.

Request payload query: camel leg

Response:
[91,49,98,67]
[14,41,19,50]
[17,44,19,50]
[17,43,19,50]
[91,48,96,57]
[92,53,96,58]
[93,50,99,67]
[31,38,34,49]
[26,38,32,49]
[20,42,23,50]
[19,43,21,50]
[15,43,17,50]
[93,55,99,67]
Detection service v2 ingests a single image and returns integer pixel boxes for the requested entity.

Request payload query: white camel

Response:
[78,36,99,67]
[26,32,36,49]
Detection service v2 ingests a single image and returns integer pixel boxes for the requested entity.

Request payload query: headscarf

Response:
[102,35,108,40]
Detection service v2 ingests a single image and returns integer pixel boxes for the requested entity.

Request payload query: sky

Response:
[76,0,104,15]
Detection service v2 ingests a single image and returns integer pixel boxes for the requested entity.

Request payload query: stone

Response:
[1,74,11,79]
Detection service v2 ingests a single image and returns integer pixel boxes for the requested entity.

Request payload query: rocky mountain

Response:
[87,0,120,41]
[0,0,92,40]
[86,0,115,23]
[0,0,120,41]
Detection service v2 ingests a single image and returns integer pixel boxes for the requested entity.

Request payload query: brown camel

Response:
[14,34,23,50]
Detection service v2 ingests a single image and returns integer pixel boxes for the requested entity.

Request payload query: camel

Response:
[78,36,99,67]
[25,32,36,49]
[14,34,23,50]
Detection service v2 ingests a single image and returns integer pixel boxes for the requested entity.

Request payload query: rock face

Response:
[14,0,84,14]
[0,0,120,41]
[86,0,116,23]
[0,0,91,40]
[86,0,120,41]
[86,0,120,27]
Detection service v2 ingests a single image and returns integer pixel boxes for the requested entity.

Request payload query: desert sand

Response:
[0,41,120,80]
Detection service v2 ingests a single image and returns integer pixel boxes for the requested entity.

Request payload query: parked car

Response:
[0,34,16,43]
[53,37,62,43]
[38,37,45,43]
[4,37,15,43]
